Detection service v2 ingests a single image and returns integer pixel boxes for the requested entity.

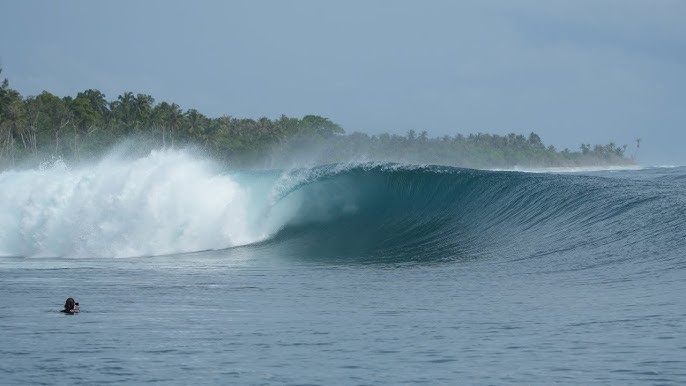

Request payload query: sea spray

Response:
[0,150,275,258]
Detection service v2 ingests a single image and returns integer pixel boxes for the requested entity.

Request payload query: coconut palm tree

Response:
[133,94,154,129]
[164,103,184,147]
[116,92,135,130]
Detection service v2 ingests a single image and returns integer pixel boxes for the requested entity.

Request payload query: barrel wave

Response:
[1,150,684,267]
[269,164,686,268]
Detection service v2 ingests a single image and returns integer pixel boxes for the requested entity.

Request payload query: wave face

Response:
[1,150,685,263]
[269,164,686,267]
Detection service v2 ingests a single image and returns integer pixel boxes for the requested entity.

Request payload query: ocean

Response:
[1,150,685,384]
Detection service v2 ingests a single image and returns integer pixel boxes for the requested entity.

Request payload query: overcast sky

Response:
[1,0,684,165]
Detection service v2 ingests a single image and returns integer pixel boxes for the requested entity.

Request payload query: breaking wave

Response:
[1,150,684,264]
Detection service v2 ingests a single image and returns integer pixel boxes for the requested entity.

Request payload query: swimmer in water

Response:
[62,297,79,314]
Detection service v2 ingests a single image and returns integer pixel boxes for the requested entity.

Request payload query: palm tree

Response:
[164,103,184,148]
[117,92,135,130]
[104,100,119,129]
[151,101,175,147]
[77,89,108,118]
[185,109,206,142]
[133,94,154,129]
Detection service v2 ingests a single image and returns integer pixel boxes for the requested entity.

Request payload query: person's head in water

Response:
[64,297,75,312]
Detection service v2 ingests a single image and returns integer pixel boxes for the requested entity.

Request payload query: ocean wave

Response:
[1,151,684,262]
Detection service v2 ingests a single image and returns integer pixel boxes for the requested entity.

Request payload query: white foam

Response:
[0,149,288,258]
[491,165,643,174]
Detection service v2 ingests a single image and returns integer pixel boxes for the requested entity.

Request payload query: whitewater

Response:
[1,149,685,384]
[0,150,303,258]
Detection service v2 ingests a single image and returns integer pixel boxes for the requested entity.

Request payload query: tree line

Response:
[0,69,632,169]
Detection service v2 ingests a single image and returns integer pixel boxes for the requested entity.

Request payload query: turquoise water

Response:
[1,153,685,384]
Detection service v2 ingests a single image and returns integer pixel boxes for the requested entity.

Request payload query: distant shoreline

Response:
[0,69,635,170]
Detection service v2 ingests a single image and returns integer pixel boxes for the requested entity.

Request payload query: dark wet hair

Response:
[64,297,75,311]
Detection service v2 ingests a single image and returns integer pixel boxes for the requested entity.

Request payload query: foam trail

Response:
[0,150,275,258]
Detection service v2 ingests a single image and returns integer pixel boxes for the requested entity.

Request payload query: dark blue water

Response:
[1,160,685,384]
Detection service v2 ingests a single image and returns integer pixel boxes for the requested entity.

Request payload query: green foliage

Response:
[0,69,634,169]
[299,115,344,137]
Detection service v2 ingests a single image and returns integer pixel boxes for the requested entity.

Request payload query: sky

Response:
[1,0,684,165]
